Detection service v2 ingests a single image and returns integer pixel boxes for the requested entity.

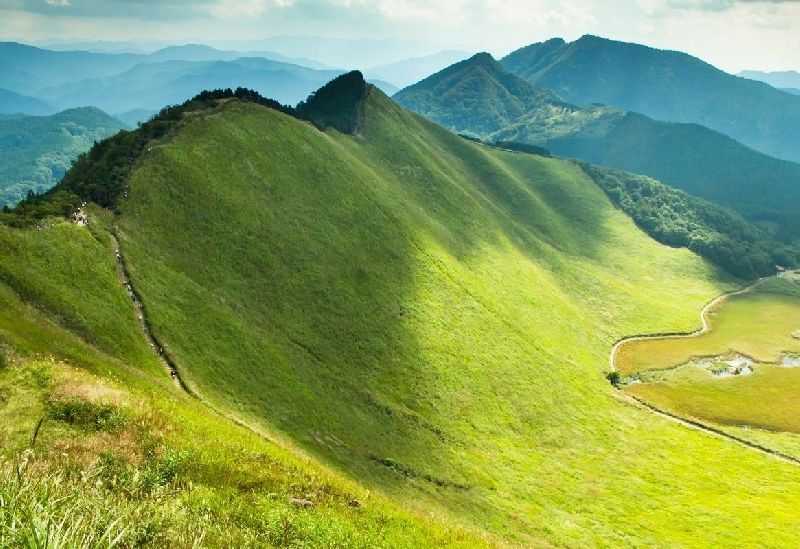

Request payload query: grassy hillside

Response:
[501,35,800,164]
[0,218,491,548]
[93,89,800,547]
[0,108,128,207]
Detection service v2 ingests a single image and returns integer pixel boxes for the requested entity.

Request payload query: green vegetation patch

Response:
[0,314,494,549]
[111,92,800,547]
[617,288,800,376]
[620,282,800,435]
[581,163,798,278]
[0,108,127,208]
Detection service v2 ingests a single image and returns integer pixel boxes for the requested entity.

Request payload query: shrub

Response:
[48,397,128,432]
[606,371,621,387]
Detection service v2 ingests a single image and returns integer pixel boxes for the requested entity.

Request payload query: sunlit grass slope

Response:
[617,285,800,376]
[624,280,800,434]
[0,221,493,548]
[115,89,800,547]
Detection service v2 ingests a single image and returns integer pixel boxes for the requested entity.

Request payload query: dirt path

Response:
[110,234,188,393]
[609,280,763,373]
[608,278,800,466]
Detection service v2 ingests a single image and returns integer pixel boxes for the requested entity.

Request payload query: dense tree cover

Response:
[0,108,127,207]
[500,35,800,164]
[580,163,799,278]
[393,53,563,137]
[539,113,800,244]
[493,141,550,156]
[296,70,368,134]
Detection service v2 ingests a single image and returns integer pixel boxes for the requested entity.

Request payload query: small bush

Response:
[606,371,621,387]
[48,397,128,432]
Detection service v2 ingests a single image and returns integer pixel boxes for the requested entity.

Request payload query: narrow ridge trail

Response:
[110,233,189,393]
[609,278,800,466]
[108,230,288,449]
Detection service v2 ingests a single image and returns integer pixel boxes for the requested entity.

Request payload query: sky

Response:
[1,0,799,72]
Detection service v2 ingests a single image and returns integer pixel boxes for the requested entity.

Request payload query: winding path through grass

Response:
[110,233,188,393]
[608,277,800,466]
[609,280,762,373]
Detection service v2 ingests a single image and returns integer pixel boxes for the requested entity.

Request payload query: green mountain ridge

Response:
[393,52,565,136]
[501,35,800,164]
[5,78,800,547]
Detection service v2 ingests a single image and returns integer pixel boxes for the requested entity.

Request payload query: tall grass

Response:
[0,452,127,549]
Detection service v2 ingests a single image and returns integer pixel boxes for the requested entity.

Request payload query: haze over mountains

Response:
[0,40,446,121]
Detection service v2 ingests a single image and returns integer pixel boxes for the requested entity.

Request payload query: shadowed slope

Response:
[110,89,800,547]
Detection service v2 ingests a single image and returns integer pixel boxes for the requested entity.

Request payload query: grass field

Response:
[96,91,800,547]
[621,279,800,434]
[616,284,800,376]
[0,221,495,548]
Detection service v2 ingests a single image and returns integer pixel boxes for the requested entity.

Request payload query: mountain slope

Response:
[0,214,493,548]
[506,112,800,242]
[398,53,800,245]
[0,108,128,207]
[501,35,800,163]
[0,88,55,116]
[738,69,800,90]
[67,87,800,547]
[393,52,564,136]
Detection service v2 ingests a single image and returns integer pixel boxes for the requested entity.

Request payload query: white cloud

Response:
[208,0,295,18]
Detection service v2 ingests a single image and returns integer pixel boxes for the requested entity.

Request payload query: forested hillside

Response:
[501,35,800,163]
[0,108,128,207]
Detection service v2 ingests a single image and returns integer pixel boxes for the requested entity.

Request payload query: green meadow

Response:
[621,278,800,435]
[87,90,800,547]
[4,87,800,547]
[617,282,800,376]
[0,221,494,548]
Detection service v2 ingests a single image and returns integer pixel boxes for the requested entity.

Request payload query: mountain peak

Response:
[296,70,368,134]
[393,51,561,137]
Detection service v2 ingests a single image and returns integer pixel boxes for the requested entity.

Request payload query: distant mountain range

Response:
[365,50,473,89]
[738,70,800,90]
[395,52,800,243]
[35,58,345,115]
[0,107,128,207]
[0,41,449,119]
[0,88,55,116]
[500,35,800,164]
